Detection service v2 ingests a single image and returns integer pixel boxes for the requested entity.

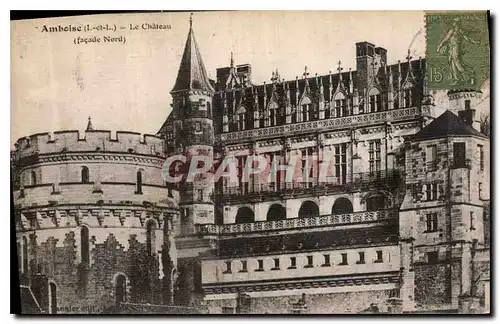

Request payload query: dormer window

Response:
[268,101,279,126]
[236,106,247,131]
[403,88,412,107]
[299,97,312,122]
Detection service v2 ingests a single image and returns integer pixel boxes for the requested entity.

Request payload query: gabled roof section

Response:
[171,17,214,93]
[412,110,486,141]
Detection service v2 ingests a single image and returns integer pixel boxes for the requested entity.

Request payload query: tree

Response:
[479,114,490,137]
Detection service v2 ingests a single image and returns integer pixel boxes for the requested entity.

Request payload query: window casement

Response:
[403,88,412,107]
[369,94,381,113]
[115,274,127,303]
[322,254,331,267]
[255,259,264,272]
[304,255,314,268]
[333,143,347,185]
[223,261,232,274]
[268,101,279,126]
[239,260,248,273]
[30,171,37,186]
[426,145,437,171]
[426,213,438,232]
[424,183,439,201]
[368,140,381,174]
[340,253,348,265]
[136,170,143,194]
[334,99,347,117]
[301,147,315,188]
[288,257,297,269]
[356,252,365,264]
[81,166,90,183]
[427,251,439,264]
[374,250,383,263]
[271,258,280,270]
[236,156,248,194]
[299,97,312,122]
[453,142,466,168]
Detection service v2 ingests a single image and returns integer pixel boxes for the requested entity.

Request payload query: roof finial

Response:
[86,116,93,131]
[303,66,309,79]
[230,51,234,68]
[406,49,412,62]
[337,61,343,74]
[189,13,193,28]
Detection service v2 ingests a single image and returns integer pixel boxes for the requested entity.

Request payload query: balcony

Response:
[215,169,404,203]
[216,106,421,143]
[195,209,396,235]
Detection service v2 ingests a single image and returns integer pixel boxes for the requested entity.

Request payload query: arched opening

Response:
[332,197,354,215]
[136,170,143,194]
[80,226,89,265]
[81,166,89,183]
[146,220,156,256]
[30,171,37,186]
[235,207,255,224]
[366,194,387,211]
[267,204,286,221]
[22,236,28,274]
[298,201,320,218]
[115,274,127,304]
[49,282,57,314]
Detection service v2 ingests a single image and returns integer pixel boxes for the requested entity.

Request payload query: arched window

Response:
[22,236,28,274]
[49,282,57,314]
[81,226,89,265]
[366,194,387,211]
[332,197,354,215]
[146,220,157,256]
[267,204,286,221]
[30,171,37,186]
[115,274,127,304]
[81,166,89,183]
[136,170,143,194]
[235,207,255,224]
[298,201,319,218]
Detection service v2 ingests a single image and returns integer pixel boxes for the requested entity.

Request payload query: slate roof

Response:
[412,110,487,141]
[171,22,214,93]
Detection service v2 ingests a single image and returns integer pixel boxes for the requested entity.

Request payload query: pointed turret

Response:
[86,116,93,131]
[171,14,214,93]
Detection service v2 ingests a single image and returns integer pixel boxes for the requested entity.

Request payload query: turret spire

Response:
[86,116,93,131]
[171,14,214,93]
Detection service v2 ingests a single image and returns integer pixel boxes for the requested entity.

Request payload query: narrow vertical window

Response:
[81,166,89,183]
[465,99,471,110]
[426,213,438,232]
[289,256,297,269]
[81,226,90,265]
[146,221,156,256]
[272,258,280,270]
[322,254,331,266]
[240,260,248,272]
[30,171,37,186]
[426,145,437,171]
[22,236,28,274]
[470,212,476,231]
[375,250,383,263]
[340,253,348,265]
[223,261,232,274]
[357,252,365,264]
[305,255,314,268]
[256,259,264,271]
[115,274,127,304]
[136,171,143,194]
[453,142,466,168]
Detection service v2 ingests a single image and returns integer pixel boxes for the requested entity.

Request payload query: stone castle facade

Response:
[13,17,490,314]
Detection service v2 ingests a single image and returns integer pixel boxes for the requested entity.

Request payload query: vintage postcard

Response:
[11,11,490,315]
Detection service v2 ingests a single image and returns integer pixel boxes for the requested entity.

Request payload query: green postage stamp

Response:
[426,11,490,90]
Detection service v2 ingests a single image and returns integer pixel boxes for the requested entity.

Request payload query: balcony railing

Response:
[215,169,404,203]
[216,106,420,143]
[195,209,396,235]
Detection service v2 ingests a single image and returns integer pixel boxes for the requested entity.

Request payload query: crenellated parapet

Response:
[13,130,165,159]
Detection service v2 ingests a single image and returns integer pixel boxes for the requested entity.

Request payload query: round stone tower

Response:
[12,126,179,314]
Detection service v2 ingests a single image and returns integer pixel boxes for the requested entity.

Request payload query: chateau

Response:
[13,17,490,314]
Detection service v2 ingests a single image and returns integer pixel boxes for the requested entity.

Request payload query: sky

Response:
[11,11,431,146]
